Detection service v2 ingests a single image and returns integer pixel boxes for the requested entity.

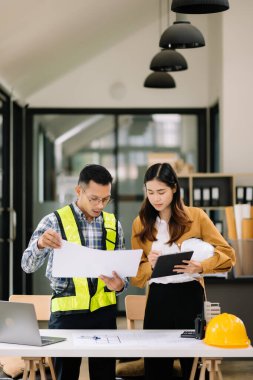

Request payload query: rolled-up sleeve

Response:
[131,217,152,288]
[185,208,236,274]
[21,213,59,273]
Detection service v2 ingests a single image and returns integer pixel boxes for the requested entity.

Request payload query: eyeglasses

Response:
[82,188,112,206]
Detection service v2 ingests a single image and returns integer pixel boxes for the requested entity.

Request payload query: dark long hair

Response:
[137,163,192,244]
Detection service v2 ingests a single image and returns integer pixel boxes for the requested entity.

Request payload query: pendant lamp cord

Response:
[159,0,170,38]
[159,0,162,39]
[159,0,171,40]
[167,0,170,28]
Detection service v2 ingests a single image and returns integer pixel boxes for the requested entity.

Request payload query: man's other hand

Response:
[99,271,125,292]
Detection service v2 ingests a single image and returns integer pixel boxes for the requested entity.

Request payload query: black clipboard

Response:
[151,251,194,279]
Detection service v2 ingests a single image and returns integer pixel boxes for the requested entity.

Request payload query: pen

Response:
[78,335,101,340]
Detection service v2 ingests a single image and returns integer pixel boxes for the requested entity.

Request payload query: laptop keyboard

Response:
[41,335,66,345]
[41,337,55,345]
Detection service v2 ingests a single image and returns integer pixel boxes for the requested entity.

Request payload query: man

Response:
[22,164,127,380]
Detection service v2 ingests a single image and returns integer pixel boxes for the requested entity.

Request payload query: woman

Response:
[131,163,235,380]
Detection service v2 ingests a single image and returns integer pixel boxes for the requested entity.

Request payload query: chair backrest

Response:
[9,294,51,321]
[125,295,146,330]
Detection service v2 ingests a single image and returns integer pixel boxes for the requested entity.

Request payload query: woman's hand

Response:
[173,259,203,274]
[148,250,161,269]
[99,271,125,292]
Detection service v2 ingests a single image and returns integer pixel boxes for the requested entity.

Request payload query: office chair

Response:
[117,295,183,379]
[118,294,192,380]
[116,295,146,380]
[124,295,146,330]
[9,295,56,380]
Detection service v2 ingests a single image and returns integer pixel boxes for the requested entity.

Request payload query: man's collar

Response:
[72,201,103,222]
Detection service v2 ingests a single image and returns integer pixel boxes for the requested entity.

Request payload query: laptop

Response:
[0,300,66,346]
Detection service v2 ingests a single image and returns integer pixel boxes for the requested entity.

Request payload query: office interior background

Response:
[0,0,253,333]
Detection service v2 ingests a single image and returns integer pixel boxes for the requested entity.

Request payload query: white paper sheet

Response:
[72,333,121,345]
[52,240,142,278]
[72,331,182,346]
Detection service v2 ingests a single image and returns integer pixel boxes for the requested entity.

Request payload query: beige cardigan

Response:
[131,206,236,288]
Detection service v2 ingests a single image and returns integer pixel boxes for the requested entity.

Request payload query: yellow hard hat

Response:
[204,313,251,348]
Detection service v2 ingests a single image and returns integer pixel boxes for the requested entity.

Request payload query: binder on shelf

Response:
[180,187,184,201]
[193,188,201,207]
[225,206,237,240]
[211,187,220,206]
[236,186,245,204]
[245,187,253,205]
[181,187,189,206]
[214,220,223,235]
[242,218,253,239]
[202,188,211,207]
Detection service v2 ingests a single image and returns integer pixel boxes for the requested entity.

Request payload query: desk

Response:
[0,329,252,358]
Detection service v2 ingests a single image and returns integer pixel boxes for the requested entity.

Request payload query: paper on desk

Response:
[72,331,181,346]
[52,240,142,278]
[73,333,121,345]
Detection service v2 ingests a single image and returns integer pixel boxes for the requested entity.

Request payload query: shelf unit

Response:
[178,173,253,238]
[178,173,234,209]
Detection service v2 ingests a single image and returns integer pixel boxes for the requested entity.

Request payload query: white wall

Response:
[27,14,210,108]
[222,0,253,172]
[26,2,253,175]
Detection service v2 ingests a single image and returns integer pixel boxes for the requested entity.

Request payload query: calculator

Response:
[180,330,196,338]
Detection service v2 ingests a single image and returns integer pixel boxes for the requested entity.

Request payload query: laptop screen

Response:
[0,301,65,346]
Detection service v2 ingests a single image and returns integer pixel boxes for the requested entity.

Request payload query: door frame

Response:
[0,88,10,300]
[0,88,26,299]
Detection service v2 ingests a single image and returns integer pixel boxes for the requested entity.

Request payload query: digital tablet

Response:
[151,251,194,279]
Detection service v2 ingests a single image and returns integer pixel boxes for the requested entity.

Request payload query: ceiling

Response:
[0,0,157,100]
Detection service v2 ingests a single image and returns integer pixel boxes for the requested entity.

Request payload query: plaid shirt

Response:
[21,202,127,296]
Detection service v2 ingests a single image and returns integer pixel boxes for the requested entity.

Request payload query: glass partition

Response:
[34,114,115,204]
[32,114,115,294]
[30,110,204,301]
[117,113,198,248]
[0,97,9,300]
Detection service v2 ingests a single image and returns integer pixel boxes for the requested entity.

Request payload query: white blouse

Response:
[149,217,214,285]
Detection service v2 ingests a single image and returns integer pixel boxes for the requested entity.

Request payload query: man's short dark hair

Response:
[78,164,113,186]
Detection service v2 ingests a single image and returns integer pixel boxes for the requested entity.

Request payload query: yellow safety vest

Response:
[51,204,117,313]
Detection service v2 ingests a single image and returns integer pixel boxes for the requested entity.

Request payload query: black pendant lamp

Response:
[144,72,176,88]
[159,14,205,49]
[150,49,187,72]
[171,0,229,14]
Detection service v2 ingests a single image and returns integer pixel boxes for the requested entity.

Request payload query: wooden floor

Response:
[80,358,253,379]
[221,359,253,379]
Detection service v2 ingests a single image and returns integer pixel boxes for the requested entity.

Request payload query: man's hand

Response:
[37,228,62,250]
[173,259,203,274]
[99,271,125,292]
[148,250,161,269]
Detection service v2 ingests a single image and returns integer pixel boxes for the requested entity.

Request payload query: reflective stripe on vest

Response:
[51,205,117,313]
